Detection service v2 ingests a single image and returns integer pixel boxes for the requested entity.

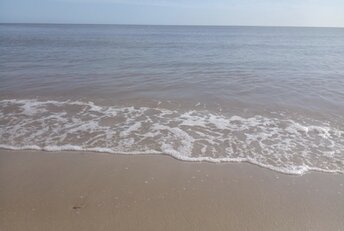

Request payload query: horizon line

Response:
[0,22,343,29]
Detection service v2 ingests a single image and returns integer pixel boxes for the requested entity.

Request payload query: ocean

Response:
[1,24,343,174]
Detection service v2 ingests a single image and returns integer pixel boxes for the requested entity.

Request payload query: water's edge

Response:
[1,99,343,175]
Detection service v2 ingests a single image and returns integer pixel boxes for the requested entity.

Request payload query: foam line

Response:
[1,99,343,175]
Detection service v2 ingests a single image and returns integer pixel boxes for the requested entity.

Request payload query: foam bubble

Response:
[0,99,343,175]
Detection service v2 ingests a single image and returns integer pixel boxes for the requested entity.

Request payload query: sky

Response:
[1,0,344,27]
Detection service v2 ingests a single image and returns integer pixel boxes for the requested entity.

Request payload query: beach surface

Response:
[1,150,343,231]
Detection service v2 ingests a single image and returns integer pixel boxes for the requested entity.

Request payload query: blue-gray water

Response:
[1,24,344,174]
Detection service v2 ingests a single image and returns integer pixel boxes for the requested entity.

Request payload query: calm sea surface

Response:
[1,24,344,174]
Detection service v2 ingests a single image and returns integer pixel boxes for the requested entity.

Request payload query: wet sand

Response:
[1,150,343,231]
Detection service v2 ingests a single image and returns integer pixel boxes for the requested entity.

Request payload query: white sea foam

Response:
[0,99,343,175]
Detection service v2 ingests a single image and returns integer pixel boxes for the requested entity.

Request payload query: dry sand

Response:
[0,150,343,231]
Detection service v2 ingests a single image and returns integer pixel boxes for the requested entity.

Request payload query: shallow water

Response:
[1,24,343,174]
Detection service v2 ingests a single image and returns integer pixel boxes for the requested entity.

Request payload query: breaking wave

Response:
[1,99,343,175]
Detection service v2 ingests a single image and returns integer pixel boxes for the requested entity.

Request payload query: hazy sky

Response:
[1,0,344,27]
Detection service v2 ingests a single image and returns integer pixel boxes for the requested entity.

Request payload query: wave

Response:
[0,99,343,175]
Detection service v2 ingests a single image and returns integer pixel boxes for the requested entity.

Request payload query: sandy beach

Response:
[1,150,343,231]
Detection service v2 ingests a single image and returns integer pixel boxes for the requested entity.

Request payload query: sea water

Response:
[1,24,344,174]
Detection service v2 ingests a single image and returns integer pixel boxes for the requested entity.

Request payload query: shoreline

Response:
[1,98,343,176]
[1,150,343,230]
[0,146,342,176]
